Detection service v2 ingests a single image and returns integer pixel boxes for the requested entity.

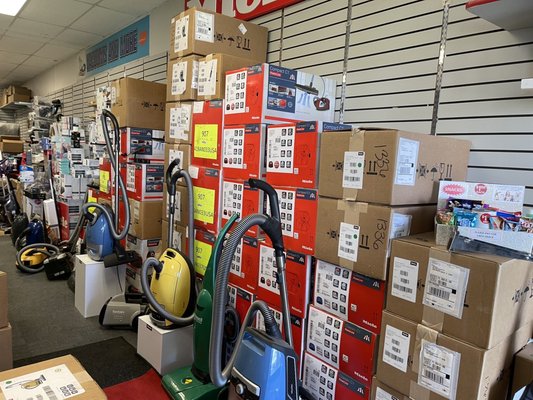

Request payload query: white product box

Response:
[126,235,162,262]
[137,315,193,375]
[74,254,126,318]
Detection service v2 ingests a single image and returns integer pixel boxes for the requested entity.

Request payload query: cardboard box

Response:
[512,342,533,395]
[169,7,268,62]
[264,187,318,255]
[193,229,215,276]
[306,305,378,386]
[257,243,312,319]
[0,355,106,399]
[161,219,188,254]
[222,123,266,181]
[266,121,351,189]
[137,315,193,375]
[191,100,224,168]
[126,235,162,262]
[190,165,222,235]
[228,283,255,327]
[198,53,259,101]
[376,311,532,400]
[0,272,7,329]
[165,102,193,143]
[303,352,370,400]
[371,379,412,400]
[0,139,24,154]
[0,324,12,372]
[164,143,192,183]
[314,260,386,335]
[7,85,31,96]
[224,63,336,125]
[163,184,190,225]
[126,163,165,201]
[229,235,260,292]
[166,55,200,102]
[111,77,166,130]
[221,179,263,237]
[315,198,435,280]
[7,93,30,103]
[387,233,533,349]
[129,199,163,239]
[120,127,165,162]
[318,128,471,205]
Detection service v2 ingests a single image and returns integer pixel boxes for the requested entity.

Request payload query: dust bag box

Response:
[165,102,193,144]
[318,128,471,205]
[167,55,200,102]
[170,7,268,62]
[376,311,532,400]
[387,234,533,349]
[314,198,435,280]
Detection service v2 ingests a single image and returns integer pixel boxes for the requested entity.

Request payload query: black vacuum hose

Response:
[16,243,60,273]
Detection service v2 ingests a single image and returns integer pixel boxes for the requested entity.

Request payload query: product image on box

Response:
[126,163,164,201]
[191,100,224,168]
[221,180,263,237]
[120,127,165,162]
[229,236,260,292]
[222,124,267,180]
[228,283,255,327]
[190,166,221,235]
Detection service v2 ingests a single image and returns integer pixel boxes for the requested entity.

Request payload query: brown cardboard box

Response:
[129,199,163,239]
[0,324,12,372]
[161,218,187,254]
[111,77,166,130]
[376,311,532,400]
[512,342,533,395]
[0,139,24,153]
[0,272,7,329]
[7,93,31,103]
[198,53,258,101]
[165,101,193,144]
[387,234,533,349]
[164,143,191,181]
[318,128,471,205]
[0,90,5,107]
[167,55,201,102]
[7,85,31,96]
[371,378,412,399]
[169,7,268,62]
[162,184,190,226]
[0,354,106,399]
[314,197,435,280]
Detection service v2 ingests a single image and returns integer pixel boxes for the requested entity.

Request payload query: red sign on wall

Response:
[184,0,304,21]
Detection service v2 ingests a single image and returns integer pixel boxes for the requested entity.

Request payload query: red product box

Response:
[222,124,267,180]
[257,243,312,319]
[224,64,336,125]
[228,283,255,327]
[191,100,224,168]
[120,127,165,163]
[302,353,369,400]
[265,187,318,255]
[189,165,222,235]
[229,236,260,292]
[221,179,264,237]
[266,121,352,189]
[126,163,164,201]
[57,198,84,241]
[313,260,386,335]
[193,228,216,277]
[255,302,306,377]
[306,305,378,386]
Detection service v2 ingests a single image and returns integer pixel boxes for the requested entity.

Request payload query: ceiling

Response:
[0,0,168,87]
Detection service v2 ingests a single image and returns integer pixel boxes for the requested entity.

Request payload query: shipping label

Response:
[174,16,189,52]
[383,325,410,373]
[266,126,295,174]
[418,340,461,400]
[195,11,214,42]
[338,222,360,262]
[342,151,365,189]
[225,70,247,114]
[198,59,218,96]
[375,387,396,400]
[394,137,419,186]
[192,60,199,89]
[169,104,192,141]
[314,260,351,321]
[423,258,470,319]
[222,127,245,169]
[222,181,243,220]
[168,149,185,169]
[171,61,187,95]
[391,257,419,303]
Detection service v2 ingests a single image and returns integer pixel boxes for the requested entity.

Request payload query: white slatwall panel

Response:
[252,10,282,64]
[0,110,14,123]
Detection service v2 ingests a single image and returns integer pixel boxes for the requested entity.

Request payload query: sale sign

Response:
[184,0,304,20]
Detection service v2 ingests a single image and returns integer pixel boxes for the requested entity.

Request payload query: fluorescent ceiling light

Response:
[0,0,27,16]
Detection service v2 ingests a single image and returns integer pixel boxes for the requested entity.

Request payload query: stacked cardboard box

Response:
[5,85,31,103]
[0,271,13,372]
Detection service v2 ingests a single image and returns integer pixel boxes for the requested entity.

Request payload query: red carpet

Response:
[104,369,170,399]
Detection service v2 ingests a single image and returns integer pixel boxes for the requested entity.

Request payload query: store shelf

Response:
[0,101,33,111]
[466,0,533,31]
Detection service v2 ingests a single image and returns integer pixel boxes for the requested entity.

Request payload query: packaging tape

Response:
[343,129,365,201]
[409,324,438,400]
[337,200,367,270]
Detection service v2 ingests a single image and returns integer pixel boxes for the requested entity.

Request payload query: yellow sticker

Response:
[194,240,212,276]
[194,124,218,160]
[193,186,215,224]
[99,170,110,193]
[87,192,97,213]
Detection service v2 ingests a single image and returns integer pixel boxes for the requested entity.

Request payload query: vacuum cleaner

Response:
[209,179,315,400]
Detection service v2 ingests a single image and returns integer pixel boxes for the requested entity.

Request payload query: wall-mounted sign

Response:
[184,0,304,20]
[86,16,149,75]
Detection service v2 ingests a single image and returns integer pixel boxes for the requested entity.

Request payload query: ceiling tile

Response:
[8,18,64,39]
[20,0,92,27]
[98,0,166,15]
[35,43,78,61]
[0,50,30,64]
[0,14,14,31]
[76,0,102,4]
[0,63,17,75]
[54,28,103,47]
[0,35,45,54]
[10,63,49,76]
[70,6,136,36]
[21,55,59,69]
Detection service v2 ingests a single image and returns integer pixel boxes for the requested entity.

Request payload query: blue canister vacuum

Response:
[209,179,315,400]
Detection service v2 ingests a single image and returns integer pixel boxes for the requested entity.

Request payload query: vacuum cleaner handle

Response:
[166,158,181,194]
[248,179,281,223]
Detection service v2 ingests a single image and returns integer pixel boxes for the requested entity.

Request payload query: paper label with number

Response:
[266,126,295,174]
[195,11,214,42]
[193,186,215,224]
[225,71,247,114]
[194,240,212,275]
[174,16,189,52]
[342,151,364,189]
[418,340,461,399]
[198,59,218,96]
[423,258,470,319]
[391,257,419,303]
[394,137,419,186]
[383,325,410,372]
[171,62,187,95]
[194,124,218,160]
[338,222,360,262]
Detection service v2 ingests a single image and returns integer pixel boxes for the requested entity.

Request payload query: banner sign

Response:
[184,0,304,20]
[86,16,149,75]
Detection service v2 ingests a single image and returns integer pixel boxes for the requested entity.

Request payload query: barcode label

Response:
[338,223,360,262]
[428,286,451,300]
[393,283,413,294]
[384,350,404,364]
[394,137,419,186]
[383,325,410,372]
[391,257,418,303]
[195,11,214,42]
[376,387,396,400]
[418,340,461,399]
[43,385,58,400]
[342,151,364,189]
[174,16,189,52]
